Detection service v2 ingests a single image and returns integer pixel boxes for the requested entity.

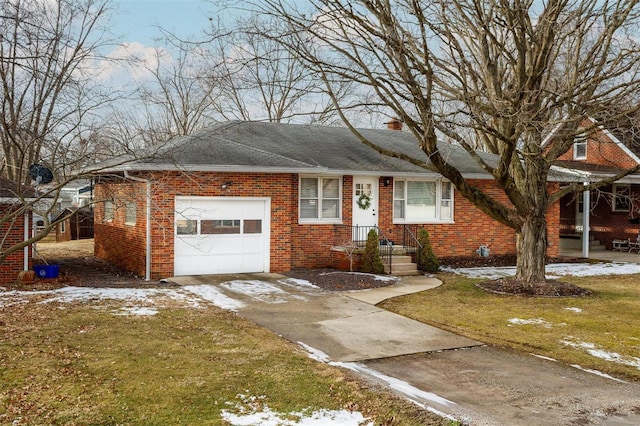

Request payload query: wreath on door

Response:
[357,192,371,210]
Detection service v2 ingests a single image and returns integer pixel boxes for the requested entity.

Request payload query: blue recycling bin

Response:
[33,264,60,279]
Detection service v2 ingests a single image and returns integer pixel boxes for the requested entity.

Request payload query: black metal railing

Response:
[402,225,424,266]
[350,225,393,274]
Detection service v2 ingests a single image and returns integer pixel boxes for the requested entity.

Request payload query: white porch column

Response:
[582,184,590,258]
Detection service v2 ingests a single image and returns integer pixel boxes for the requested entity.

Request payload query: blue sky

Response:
[111,0,216,46]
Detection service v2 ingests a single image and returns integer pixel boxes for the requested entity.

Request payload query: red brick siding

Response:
[560,184,640,249]
[94,181,147,277]
[94,172,559,277]
[0,206,30,285]
[556,120,637,169]
[373,179,519,258]
[96,172,297,279]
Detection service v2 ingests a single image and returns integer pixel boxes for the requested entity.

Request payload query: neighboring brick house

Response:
[554,118,640,249]
[0,177,35,284]
[92,121,561,280]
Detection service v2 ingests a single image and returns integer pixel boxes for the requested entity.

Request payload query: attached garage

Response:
[174,197,271,275]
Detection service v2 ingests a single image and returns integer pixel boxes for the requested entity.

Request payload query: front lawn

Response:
[380,273,640,381]
[0,296,446,425]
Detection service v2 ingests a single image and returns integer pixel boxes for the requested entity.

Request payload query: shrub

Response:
[417,228,439,273]
[361,229,385,274]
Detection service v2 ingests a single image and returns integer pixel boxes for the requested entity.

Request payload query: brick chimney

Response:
[386,117,402,131]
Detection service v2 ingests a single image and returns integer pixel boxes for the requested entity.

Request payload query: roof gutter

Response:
[124,171,151,281]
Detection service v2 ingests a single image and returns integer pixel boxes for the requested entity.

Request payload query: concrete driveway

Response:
[172,273,479,362]
[171,273,640,426]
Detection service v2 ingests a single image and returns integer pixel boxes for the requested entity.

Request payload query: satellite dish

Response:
[29,164,54,185]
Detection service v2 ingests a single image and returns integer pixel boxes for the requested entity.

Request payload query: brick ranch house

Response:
[92,120,562,281]
[0,176,35,285]
[552,118,640,251]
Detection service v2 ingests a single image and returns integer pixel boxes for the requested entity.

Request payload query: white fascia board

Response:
[100,163,495,180]
[599,127,640,165]
[541,122,565,147]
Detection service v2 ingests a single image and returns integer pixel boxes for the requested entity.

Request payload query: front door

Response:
[352,176,378,240]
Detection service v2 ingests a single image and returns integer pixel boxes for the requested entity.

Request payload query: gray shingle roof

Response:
[97,121,496,176]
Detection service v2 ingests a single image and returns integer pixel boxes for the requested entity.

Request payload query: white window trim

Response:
[573,130,587,160]
[573,142,587,160]
[393,178,455,224]
[612,184,631,212]
[299,176,343,224]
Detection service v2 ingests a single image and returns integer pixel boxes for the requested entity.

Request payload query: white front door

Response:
[352,176,378,233]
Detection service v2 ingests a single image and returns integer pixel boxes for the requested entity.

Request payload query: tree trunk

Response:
[515,213,548,284]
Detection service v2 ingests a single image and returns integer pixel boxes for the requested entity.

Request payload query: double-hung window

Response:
[299,176,341,223]
[393,179,453,223]
[573,129,587,160]
[612,184,631,212]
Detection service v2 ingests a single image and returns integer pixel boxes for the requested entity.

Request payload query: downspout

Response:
[124,171,151,281]
[23,210,29,271]
[582,183,590,258]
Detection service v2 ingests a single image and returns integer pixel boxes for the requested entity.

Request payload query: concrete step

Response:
[559,238,606,250]
[384,261,419,276]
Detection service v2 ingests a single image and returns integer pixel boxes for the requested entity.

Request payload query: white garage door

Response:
[174,197,270,275]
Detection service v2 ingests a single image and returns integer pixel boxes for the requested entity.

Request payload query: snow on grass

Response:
[441,261,640,279]
[561,337,640,371]
[530,354,558,362]
[222,393,372,426]
[298,342,456,410]
[508,318,553,328]
[564,307,583,313]
[221,280,307,303]
[112,307,159,316]
[221,406,372,426]
[181,285,246,311]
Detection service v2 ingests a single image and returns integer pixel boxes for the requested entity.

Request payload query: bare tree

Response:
[0,0,117,185]
[0,0,136,267]
[203,15,347,124]
[256,0,640,286]
[132,41,221,144]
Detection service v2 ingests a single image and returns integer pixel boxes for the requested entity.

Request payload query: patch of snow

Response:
[278,278,320,289]
[564,307,583,313]
[34,286,172,304]
[442,261,640,279]
[570,365,628,383]
[508,318,552,328]
[113,307,158,316]
[336,361,456,407]
[298,342,330,363]
[297,343,455,409]
[181,285,245,312]
[561,338,640,370]
[222,393,371,426]
[221,280,308,303]
[530,354,557,362]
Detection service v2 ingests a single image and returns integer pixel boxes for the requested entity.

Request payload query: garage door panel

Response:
[174,198,270,276]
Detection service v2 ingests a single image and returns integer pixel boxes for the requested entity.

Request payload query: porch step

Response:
[383,255,420,276]
[559,237,606,251]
